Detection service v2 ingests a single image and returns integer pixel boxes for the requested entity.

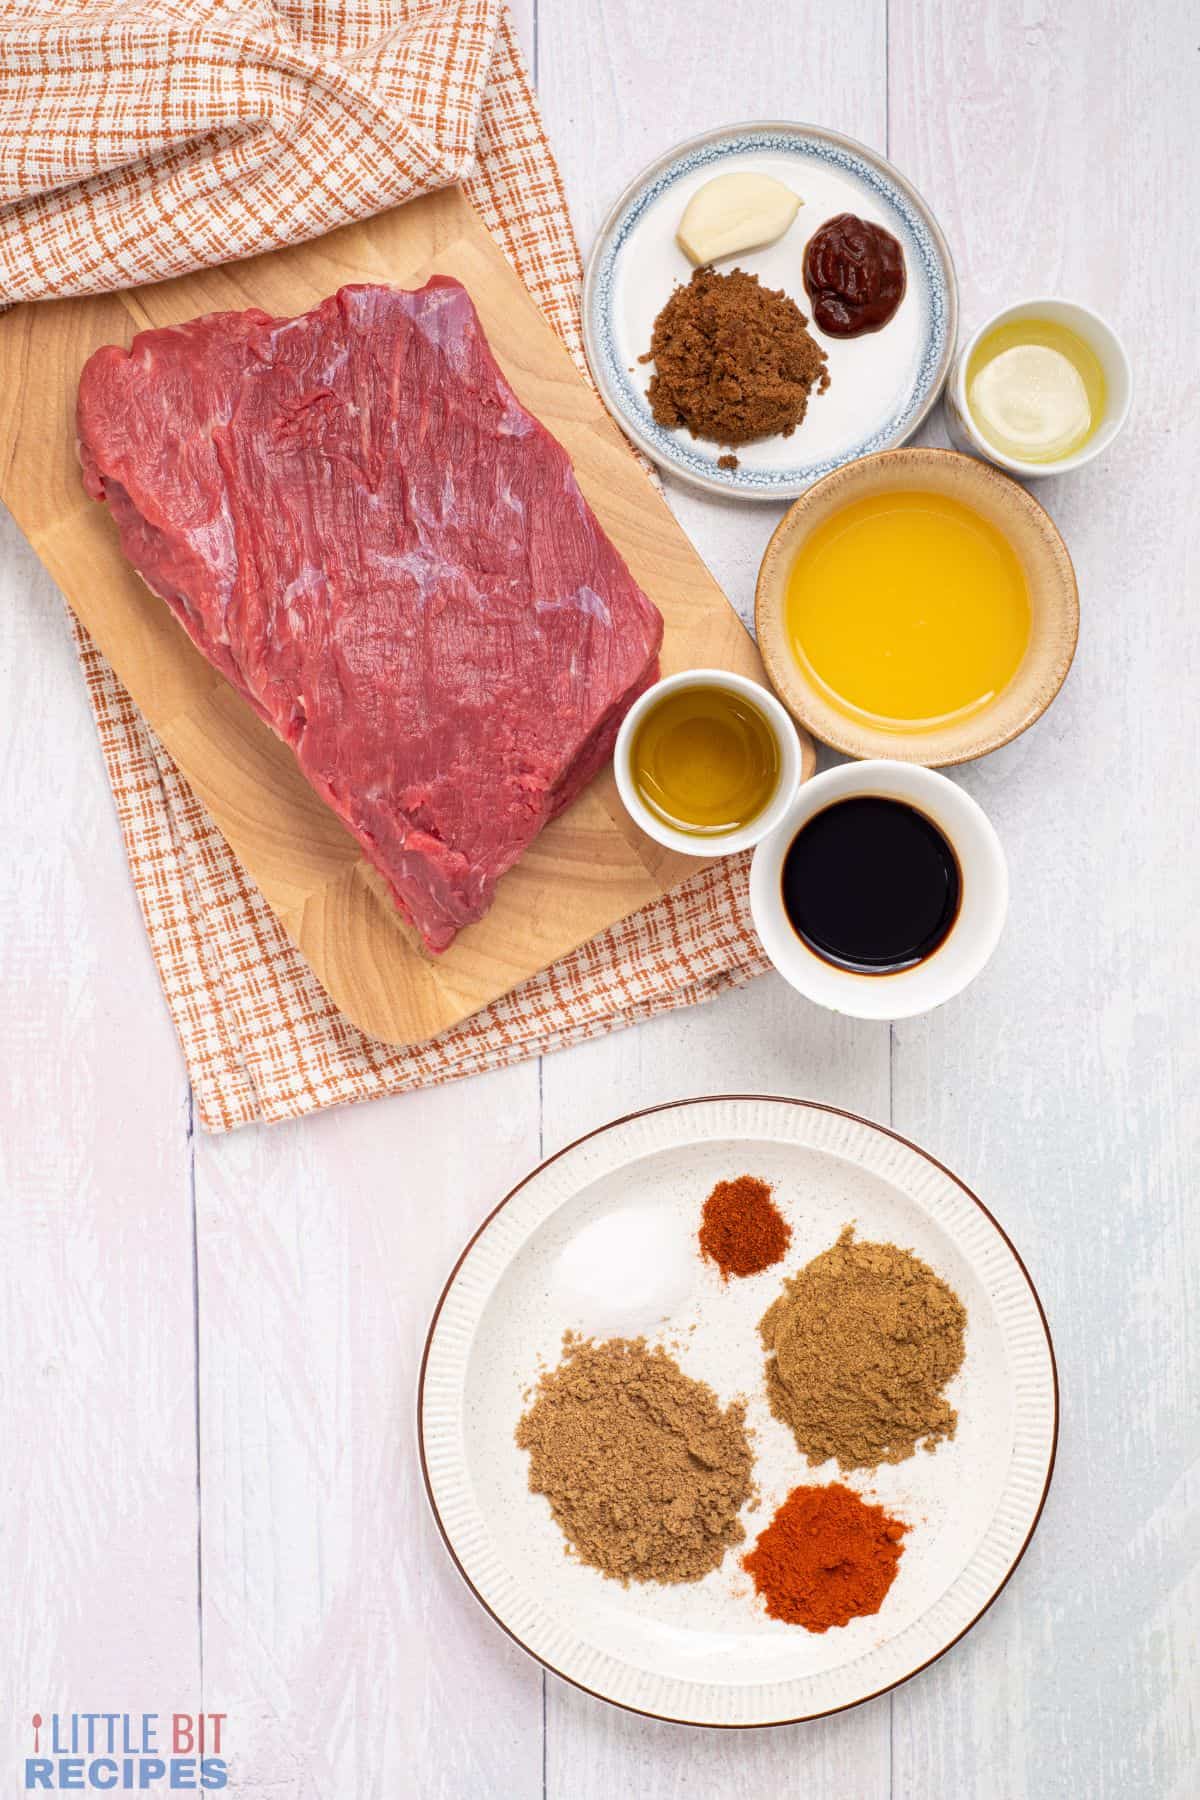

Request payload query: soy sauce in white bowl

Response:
[749,760,1007,1021]
[781,796,961,974]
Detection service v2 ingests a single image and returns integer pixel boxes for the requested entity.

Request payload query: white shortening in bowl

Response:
[944,296,1133,478]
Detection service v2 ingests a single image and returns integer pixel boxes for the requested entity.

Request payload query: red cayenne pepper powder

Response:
[699,1175,791,1279]
[743,1483,908,1631]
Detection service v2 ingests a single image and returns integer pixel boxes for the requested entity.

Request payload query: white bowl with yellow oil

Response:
[755,448,1079,767]
[945,298,1132,477]
[614,669,805,856]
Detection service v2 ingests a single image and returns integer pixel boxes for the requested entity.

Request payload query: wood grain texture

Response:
[192,1073,545,1798]
[0,515,201,1763]
[886,3,1200,1796]
[1,1,1196,1797]
[187,19,549,1794]
[538,979,892,1794]
[536,0,893,1792]
[0,182,804,1048]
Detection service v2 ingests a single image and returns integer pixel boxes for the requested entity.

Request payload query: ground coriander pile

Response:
[760,1225,967,1471]
[515,1333,754,1585]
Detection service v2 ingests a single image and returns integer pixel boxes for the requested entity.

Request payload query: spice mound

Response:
[699,1174,791,1279]
[743,1482,907,1630]
[760,1225,967,1471]
[641,267,830,456]
[515,1334,754,1585]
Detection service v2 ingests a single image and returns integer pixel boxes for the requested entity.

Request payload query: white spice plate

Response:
[418,1096,1057,1727]
[582,123,958,500]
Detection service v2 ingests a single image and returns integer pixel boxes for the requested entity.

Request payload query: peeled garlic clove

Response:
[676,173,802,266]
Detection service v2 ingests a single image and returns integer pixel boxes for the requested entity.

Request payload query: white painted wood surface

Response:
[1,2,1196,1795]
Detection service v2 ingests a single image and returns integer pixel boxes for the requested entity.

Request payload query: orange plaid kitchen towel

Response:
[0,0,769,1128]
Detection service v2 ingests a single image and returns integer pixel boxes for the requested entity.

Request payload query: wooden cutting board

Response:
[0,187,813,1045]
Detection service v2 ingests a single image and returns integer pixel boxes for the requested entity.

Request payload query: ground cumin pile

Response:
[515,1334,754,1584]
[641,266,829,460]
[760,1226,967,1471]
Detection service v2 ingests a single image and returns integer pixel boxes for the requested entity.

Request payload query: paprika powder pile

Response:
[742,1482,908,1630]
[699,1174,791,1279]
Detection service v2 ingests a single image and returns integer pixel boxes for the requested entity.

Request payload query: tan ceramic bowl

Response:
[755,448,1079,766]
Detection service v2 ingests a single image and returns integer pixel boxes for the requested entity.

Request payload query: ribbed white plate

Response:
[418,1097,1057,1727]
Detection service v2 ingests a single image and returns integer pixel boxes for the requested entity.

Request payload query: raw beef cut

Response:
[77,279,663,953]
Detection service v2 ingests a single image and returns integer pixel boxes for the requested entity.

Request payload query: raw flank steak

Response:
[77,279,663,953]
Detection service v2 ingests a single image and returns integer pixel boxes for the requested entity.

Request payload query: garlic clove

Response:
[677,172,803,266]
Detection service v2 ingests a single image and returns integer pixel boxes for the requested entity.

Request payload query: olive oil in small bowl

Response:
[614,670,804,856]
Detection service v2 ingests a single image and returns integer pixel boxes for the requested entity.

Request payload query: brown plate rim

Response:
[416,1092,1060,1729]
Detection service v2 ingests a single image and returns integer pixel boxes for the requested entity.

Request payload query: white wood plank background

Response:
[1,2,1197,1795]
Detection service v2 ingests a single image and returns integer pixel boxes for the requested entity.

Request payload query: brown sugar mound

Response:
[641,266,830,449]
[759,1226,967,1472]
[515,1334,755,1585]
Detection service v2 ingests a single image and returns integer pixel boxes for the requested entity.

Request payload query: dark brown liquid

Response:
[781,796,960,974]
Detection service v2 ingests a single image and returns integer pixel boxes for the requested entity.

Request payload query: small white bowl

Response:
[614,669,804,857]
[750,760,1008,1019]
[945,297,1132,478]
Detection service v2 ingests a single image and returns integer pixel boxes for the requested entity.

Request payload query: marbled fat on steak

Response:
[77,279,663,953]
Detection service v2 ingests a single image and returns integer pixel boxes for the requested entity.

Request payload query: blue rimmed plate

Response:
[583,122,958,501]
